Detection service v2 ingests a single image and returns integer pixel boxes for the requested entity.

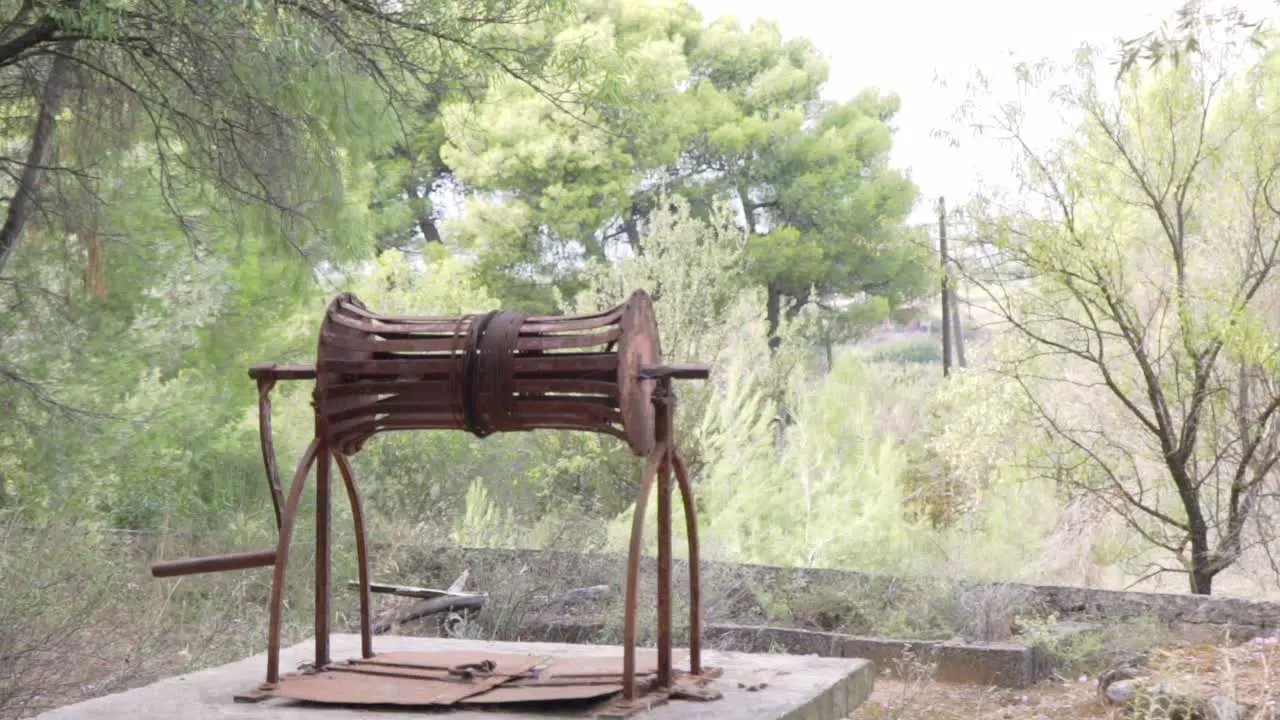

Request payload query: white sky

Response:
[689,0,1279,225]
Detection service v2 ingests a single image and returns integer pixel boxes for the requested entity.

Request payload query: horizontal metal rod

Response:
[637,363,711,381]
[248,363,317,381]
[150,548,277,578]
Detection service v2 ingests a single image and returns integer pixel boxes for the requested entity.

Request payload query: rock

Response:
[1105,679,1138,705]
[1097,655,1148,705]
[1105,682,1246,720]
[1092,651,1248,720]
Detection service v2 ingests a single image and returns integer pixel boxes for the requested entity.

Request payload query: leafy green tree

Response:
[0,0,582,276]
[957,24,1280,594]
[441,0,704,308]
[0,0,586,518]
[685,20,928,347]
[441,1,929,332]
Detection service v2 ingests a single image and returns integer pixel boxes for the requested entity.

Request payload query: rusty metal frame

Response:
[148,290,714,713]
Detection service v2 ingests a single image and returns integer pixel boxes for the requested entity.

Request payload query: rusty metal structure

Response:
[150,290,715,714]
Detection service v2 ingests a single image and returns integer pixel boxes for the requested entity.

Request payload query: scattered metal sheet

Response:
[264,652,540,706]
[461,682,625,705]
[252,651,711,711]
[533,650,689,679]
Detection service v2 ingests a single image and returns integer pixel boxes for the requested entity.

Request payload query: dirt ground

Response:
[851,640,1280,719]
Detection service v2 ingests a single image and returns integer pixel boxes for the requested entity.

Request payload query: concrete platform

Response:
[37,635,872,720]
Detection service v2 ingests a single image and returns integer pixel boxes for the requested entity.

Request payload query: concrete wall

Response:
[401,546,1280,640]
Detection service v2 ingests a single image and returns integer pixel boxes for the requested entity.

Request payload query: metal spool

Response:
[316,289,661,457]
[149,286,716,715]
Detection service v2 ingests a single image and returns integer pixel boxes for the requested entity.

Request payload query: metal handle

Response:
[249,363,317,381]
[637,363,711,381]
[150,548,277,578]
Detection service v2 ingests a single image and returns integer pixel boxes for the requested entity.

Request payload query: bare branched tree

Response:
[955,24,1280,594]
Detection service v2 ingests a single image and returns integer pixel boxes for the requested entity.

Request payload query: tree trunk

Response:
[784,288,810,322]
[766,283,783,352]
[417,215,441,244]
[0,43,75,276]
[623,210,641,254]
[1188,526,1214,595]
[1189,564,1214,595]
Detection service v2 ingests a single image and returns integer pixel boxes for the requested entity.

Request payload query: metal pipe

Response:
[655,380,674,687]
[636,363,711,381]
[248,362,317,381]
[150,548,276,578]
[656,454,672,686]
[315,442,332,668]
[266,438,320,685]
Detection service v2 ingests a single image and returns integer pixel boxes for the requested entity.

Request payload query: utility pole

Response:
[939,196,952,378]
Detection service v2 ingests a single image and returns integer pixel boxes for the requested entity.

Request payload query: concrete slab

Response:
[37,635,872,720]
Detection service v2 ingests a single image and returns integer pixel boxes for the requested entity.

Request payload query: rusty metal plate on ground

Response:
[254,649,699,709]
[534,650,689,679]
[459,650,691,705]
[264,651,541,706]
[463,682,626,704]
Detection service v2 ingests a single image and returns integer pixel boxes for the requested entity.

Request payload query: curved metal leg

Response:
[266,438,320,685]
[256,379,285,530]
[334,452,374,659]
[671,447,702,674]
[623,445,665,700]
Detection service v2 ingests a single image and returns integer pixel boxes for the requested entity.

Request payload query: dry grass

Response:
[852,641,1280,719]
[0,521,326,720]
[10,509,1280,720]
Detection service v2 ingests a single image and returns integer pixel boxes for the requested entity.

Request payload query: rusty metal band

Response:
[461,310,499,437]
[447,314,472,431]
[475,311,527,436]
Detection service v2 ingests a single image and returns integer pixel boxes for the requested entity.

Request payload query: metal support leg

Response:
[623,378,679,701]
[266,439,320,685]
[314,442,332,668]
[335,453,374,659]
[672,448,702,674]
[622,447,663,700]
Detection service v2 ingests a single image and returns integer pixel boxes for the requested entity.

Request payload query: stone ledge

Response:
[933,640,1035,687]
[406,547,1280,638]
[705,624,1040,689]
